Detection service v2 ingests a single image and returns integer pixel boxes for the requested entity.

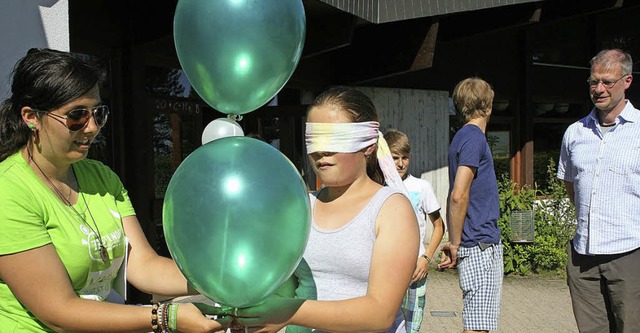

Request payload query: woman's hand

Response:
[177,303,230,332]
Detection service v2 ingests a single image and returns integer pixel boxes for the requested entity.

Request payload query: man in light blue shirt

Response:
[558,49,640,333]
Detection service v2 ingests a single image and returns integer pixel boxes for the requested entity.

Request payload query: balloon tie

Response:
[227,114,243,122]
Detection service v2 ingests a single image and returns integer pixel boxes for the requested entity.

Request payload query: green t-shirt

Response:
[0,151,136,332]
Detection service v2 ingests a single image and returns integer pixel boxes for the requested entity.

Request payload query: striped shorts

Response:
[458,243,503,331]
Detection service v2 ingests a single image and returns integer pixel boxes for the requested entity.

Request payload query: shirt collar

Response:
[588,100,639,125]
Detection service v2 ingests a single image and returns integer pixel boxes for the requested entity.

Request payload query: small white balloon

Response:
[201,117,244,144]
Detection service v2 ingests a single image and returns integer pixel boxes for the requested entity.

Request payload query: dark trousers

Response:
[566,243,640,333]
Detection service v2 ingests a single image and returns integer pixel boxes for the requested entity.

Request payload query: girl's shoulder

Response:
[376,185,403,198]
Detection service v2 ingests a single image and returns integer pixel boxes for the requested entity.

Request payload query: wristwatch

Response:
[421,254,434,265]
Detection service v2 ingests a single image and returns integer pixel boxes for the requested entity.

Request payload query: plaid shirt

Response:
[558,101,640,255]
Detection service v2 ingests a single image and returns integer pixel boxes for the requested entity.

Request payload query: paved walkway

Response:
[422,269,578,333]
[175,264,578,333]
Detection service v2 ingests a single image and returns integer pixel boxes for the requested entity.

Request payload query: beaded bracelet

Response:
[162,303,170,333]
[151,303,162,333]
[157,304,165,333]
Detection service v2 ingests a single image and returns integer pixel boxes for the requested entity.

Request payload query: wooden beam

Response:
[530,7,542,22]
[516,29,535,187]
[410,20,439,71]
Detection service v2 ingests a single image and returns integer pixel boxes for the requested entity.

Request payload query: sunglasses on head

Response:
[34,105,110,132]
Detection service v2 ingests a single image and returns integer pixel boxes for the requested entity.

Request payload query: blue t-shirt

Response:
[448,124,501,247]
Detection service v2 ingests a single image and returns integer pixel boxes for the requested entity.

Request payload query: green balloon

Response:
[163,137,311,308]
[174,0,306,114]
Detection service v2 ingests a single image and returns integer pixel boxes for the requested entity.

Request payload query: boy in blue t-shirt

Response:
[439,77,503,333]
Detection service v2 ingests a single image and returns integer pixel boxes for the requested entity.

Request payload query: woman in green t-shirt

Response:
[0,48,225,332]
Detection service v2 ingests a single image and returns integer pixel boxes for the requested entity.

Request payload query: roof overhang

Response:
[319,0,545,23]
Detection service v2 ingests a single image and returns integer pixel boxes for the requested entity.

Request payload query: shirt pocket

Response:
[608,163,640,197]
[609,165,630,175]
[609,156,640,174]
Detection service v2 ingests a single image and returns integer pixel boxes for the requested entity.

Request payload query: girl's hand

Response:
[411,256,429,283]
[233,295,305,331]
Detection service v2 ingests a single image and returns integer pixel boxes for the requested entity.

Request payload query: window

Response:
[487,130,510,179]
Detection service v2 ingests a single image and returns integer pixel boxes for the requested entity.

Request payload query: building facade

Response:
[2,0,639,302]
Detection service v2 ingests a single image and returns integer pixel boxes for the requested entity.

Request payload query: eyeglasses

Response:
[34,105,109,132]
[587,75,628,89]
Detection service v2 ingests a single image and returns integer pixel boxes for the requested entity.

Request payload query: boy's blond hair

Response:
[384,129,411,156]
[452,77,494,122]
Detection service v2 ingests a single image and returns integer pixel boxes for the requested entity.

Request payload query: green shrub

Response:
[533,150,560,192]
[498,159,576,276]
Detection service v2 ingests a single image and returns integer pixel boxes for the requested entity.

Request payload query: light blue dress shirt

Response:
[558,100,640,255]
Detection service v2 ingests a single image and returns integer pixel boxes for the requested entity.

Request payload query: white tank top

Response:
[293,186,401,302]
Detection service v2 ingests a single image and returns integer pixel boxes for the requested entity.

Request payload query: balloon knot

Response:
[227,114,243,122]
